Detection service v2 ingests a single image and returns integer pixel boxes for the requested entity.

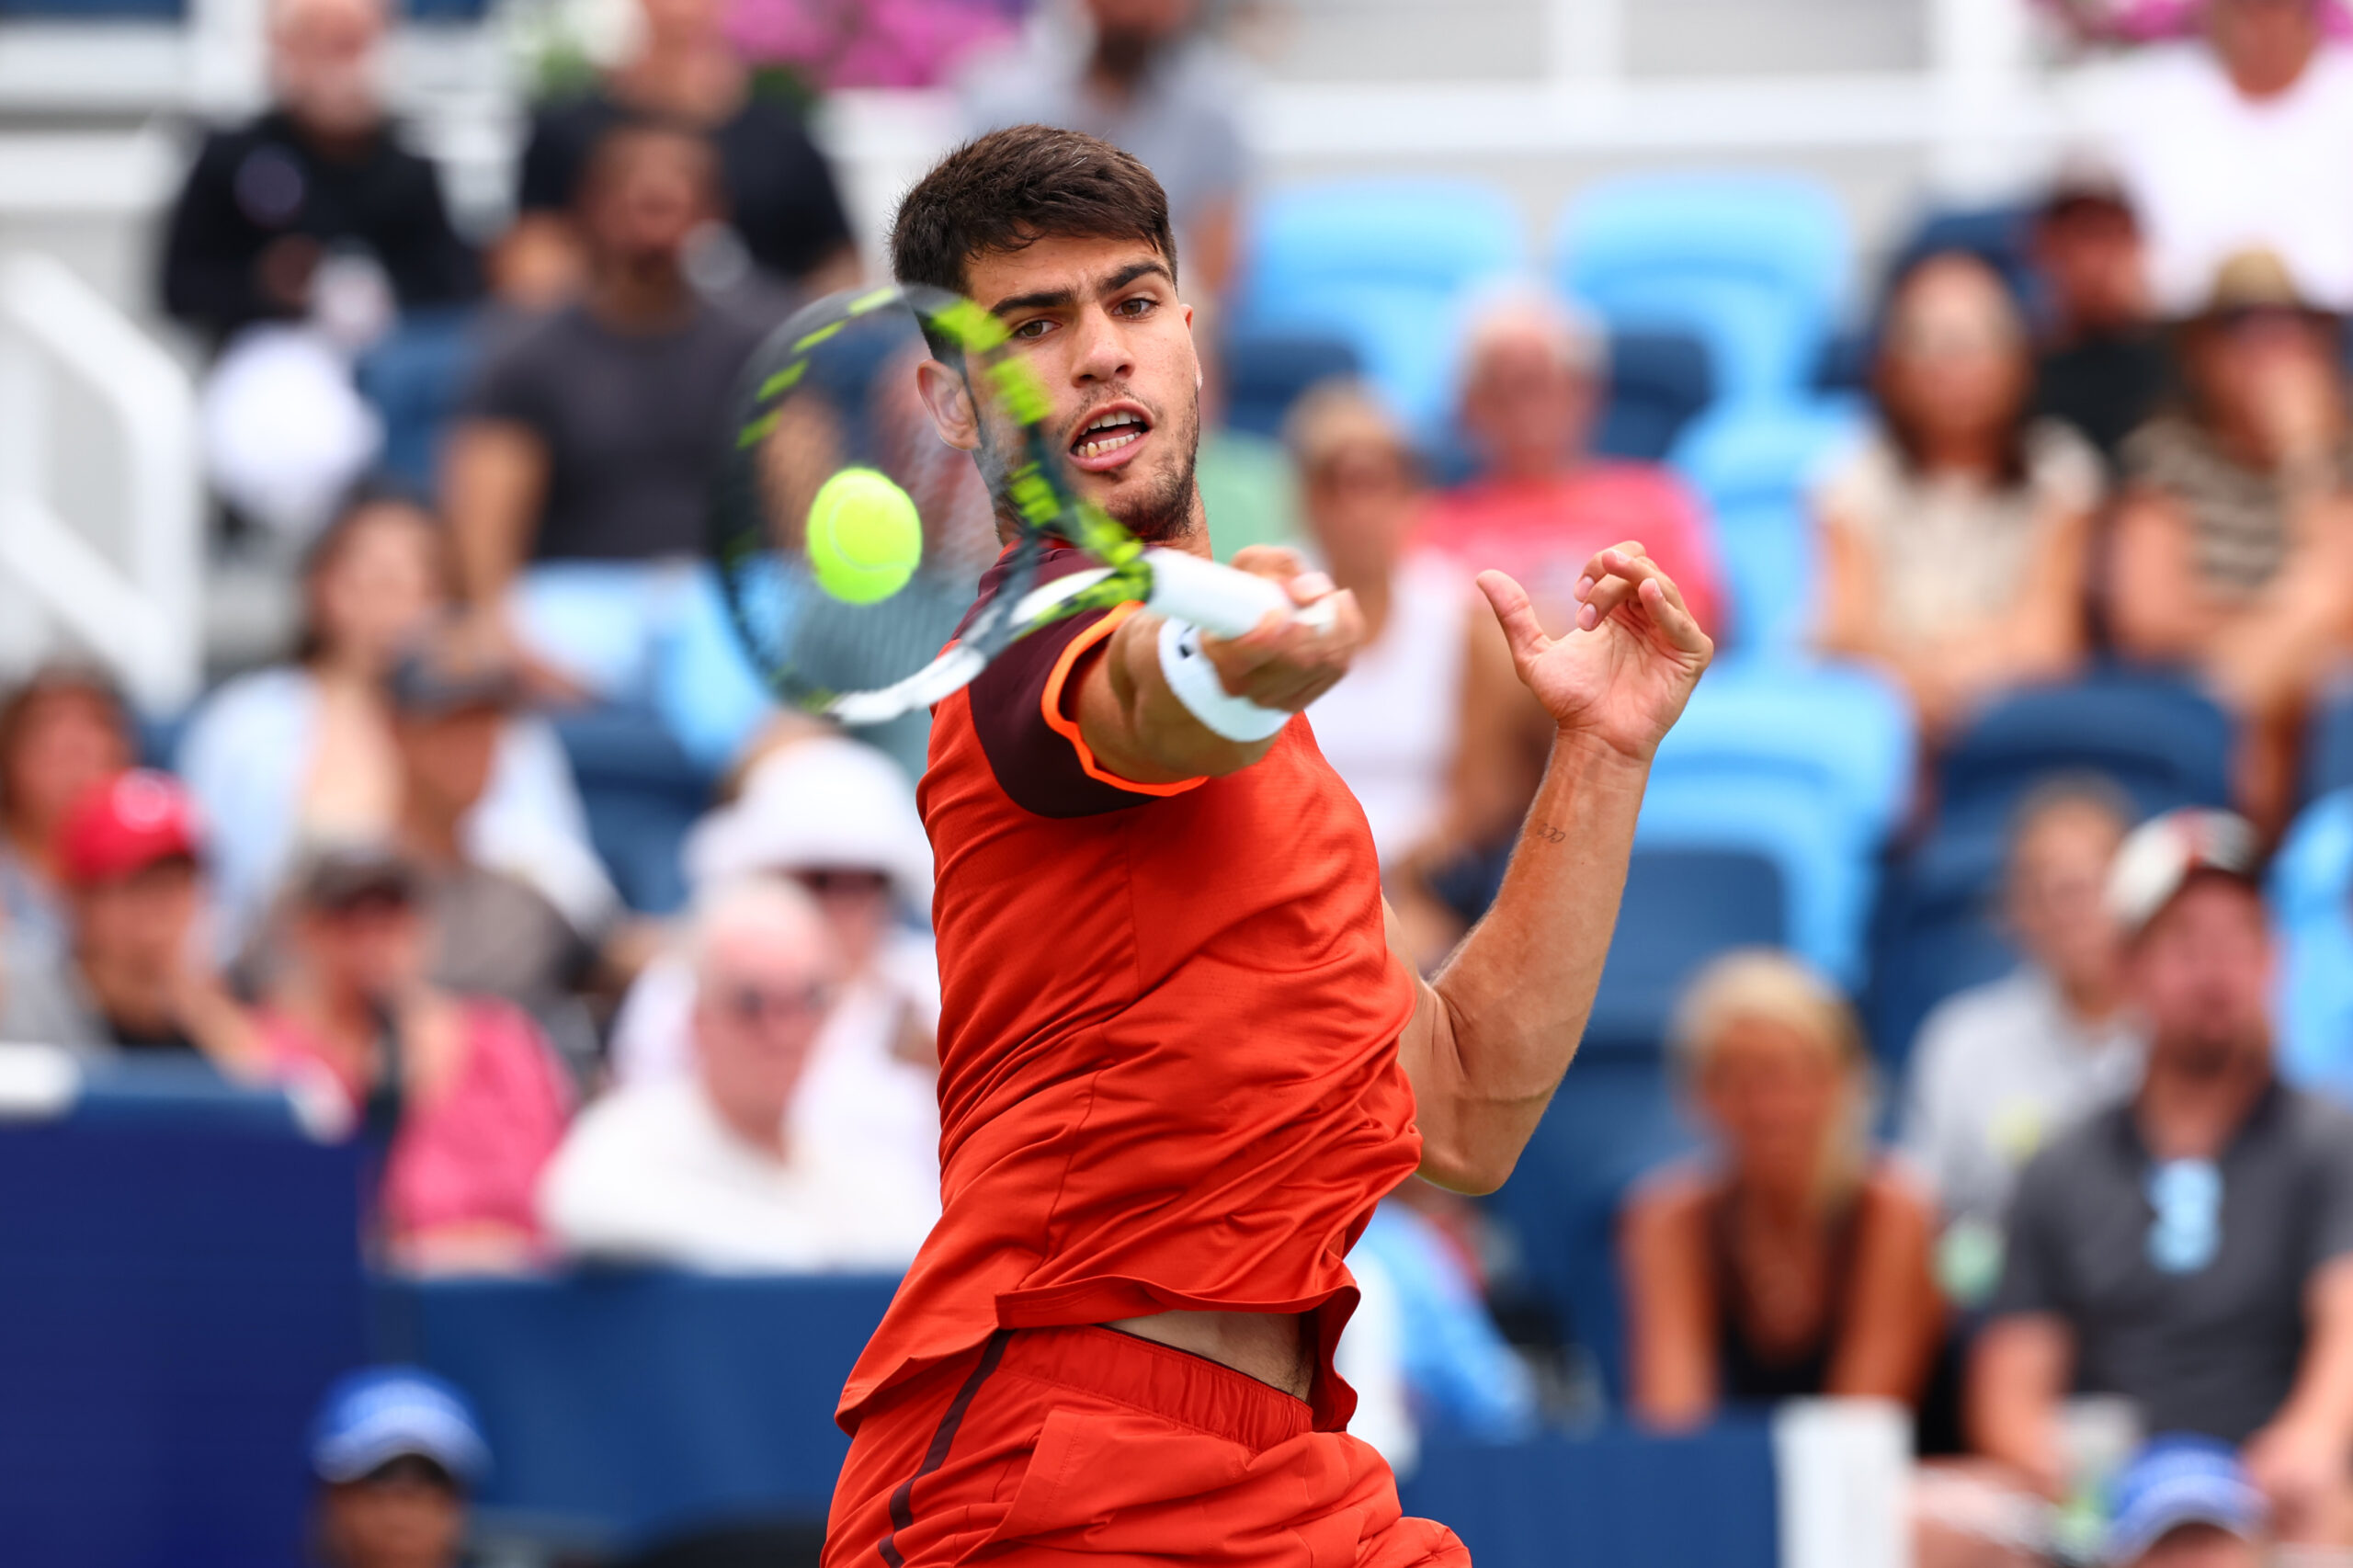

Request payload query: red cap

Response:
[56,769,202,887]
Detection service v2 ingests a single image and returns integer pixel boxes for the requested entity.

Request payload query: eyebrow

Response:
[985,259,1176,319]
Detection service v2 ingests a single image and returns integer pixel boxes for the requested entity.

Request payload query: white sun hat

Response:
[682,735,933,915]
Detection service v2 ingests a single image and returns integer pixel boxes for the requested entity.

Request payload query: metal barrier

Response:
[0,250,201,710]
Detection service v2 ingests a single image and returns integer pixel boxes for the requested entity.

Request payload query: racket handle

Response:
[1143,549,1339,639]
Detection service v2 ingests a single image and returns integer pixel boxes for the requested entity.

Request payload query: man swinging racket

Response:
[823,126,1712,1568]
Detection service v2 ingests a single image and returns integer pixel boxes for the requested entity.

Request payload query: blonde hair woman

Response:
[1620,951,1944,1430]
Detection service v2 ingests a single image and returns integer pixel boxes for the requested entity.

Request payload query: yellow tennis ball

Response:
[806,467,922,605]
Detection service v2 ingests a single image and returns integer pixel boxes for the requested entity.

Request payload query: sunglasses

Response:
[718,982,837,1027]
[791,868,891,900]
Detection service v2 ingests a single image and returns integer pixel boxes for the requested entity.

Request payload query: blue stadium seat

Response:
[1863,824,2018,1071]
[1485,1053,1694,1404]
[1653,656,1915,848]
[1218,329,1361,440]
[551,709,713,915]
[1669,398,1864,653]
[1586,846,1788,1053]
[1936,667,2234,837]
[1236,179,1525,430]
[2274,789,2353,1100]
[1636,771,1872,989]
[1593,329,1714,462]
[1556,171,1853,403]
[355,307,483,495]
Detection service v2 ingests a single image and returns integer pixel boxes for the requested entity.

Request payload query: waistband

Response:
[994,1324,1313,1453]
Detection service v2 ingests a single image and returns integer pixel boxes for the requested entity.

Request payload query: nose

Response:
[1066,301,1134,385]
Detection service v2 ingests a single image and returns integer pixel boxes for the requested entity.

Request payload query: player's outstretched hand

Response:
[1199,545,1367,712]
[1477,541,1711,763]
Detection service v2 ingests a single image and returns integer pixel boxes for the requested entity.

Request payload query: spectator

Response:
[308,1366,489,1568]
[1416,291,1724,638]
[2107,0,2353,313]
[447,118,769,711]
[379,638,625,1073]
[540,877,938,1270]
[1621,951,1944,1430]
[1815,251,2103,742]
[1337,1193,1540,1477]
[2101,1437,2268,1568]
[2029,169,2169,471]
[244,844,572,1273]
[1971,810,2353,1544]
[2111,248,2353,825]
[961,0,1248,297]
[0,665,135,951]
[498,0,857,309]
[158,0,479,347]
[610,733,939,1187]
[0,770,255,1066]
[176,487,614,952]
[1904,779,2143,1308]
[1286,381,1544,967]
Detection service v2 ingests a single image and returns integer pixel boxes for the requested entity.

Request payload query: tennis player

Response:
[824,125,1712,1567]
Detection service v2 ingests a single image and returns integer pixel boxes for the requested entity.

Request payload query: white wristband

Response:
[1157,616,1290,743]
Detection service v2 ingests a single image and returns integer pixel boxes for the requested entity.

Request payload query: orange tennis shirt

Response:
[836,548,1424,1437]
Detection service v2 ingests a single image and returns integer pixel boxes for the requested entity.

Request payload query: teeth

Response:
[1076,429,1142,459]
[1084,411,1142,433]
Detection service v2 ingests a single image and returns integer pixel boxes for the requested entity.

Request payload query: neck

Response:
[2055,968,2124,1027]
[398,801,463,865]
[79,951,172,1035]
[1913,427,2008,478]
[1326,553,1392,641]
[706,1084,790,1161]
[586,260,693,332]
[1736,1165,1822,1227]
[2137,1045,2269,1161]
[613,46,745,122]
[4,817,51,882]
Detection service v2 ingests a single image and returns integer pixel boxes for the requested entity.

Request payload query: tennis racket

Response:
[710,283,1324,725]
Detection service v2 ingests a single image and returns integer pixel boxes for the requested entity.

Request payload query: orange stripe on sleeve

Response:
[1040,603,1208,799]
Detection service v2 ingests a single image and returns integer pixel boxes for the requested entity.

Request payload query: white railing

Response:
[0,251,202,711]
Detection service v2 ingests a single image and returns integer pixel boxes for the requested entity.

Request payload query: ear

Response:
[915,358,981,453]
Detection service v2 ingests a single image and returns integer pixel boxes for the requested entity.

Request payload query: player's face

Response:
[961,233,1203,544]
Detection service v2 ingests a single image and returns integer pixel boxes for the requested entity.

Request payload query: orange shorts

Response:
[823,1325,1470,1567]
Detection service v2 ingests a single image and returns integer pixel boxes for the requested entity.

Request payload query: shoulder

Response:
[2280,1085,2353,1158]
[2024,418,2105,506]
[1623,1160,1717,1233]
[2013,1102,2124,1201]
[1859,1161,1939,1237]
[1816,428,1906,516]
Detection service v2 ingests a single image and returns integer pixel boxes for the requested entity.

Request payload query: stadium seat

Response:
[2273,789,2353,1099]
[1585,846,1788,1053]
[1936,667,2234,838]
[1636,771,1871,989]
[551,709,714,915]
[1236,178,1525,430]
[355,307,483,495]
[1593,329,1714,462]
[1555,172,1853,403]
[1485,1052,1693,1404]
[1652,656,1915,848]
[1863,824,2018,1071]
[1218,329,1361,440]
[1668,398,1865,654]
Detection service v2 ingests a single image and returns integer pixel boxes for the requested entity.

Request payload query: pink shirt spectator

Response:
[1414,465,1725,636]
[258,998,572,1253]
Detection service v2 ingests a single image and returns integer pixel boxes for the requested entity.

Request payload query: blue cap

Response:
[309,1367,491,1486]
[2103,1436,2266,1566]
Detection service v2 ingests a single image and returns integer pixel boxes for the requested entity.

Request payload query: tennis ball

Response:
[806,467,922,605]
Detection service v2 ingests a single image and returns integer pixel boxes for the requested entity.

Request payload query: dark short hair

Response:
[889,124,1176,308]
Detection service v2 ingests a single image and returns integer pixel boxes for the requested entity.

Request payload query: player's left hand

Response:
[1477,541,1711,764]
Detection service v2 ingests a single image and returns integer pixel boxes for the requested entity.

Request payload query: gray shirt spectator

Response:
[1900,781,2140,1302]
[1992,1082,2353,1446]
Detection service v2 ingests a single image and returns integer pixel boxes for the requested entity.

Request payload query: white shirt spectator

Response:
[2102,41,2353,312]
[1304,553,1470,867]
[539,1074,936,1272]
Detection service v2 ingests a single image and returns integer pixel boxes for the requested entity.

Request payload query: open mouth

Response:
[1068,404,1153,469]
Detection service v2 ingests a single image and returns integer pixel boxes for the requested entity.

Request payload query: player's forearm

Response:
[1084,610,1279,782]
[1415,730,1649,1191]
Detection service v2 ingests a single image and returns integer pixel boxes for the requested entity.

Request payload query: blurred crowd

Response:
[7,0,2353,1561]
